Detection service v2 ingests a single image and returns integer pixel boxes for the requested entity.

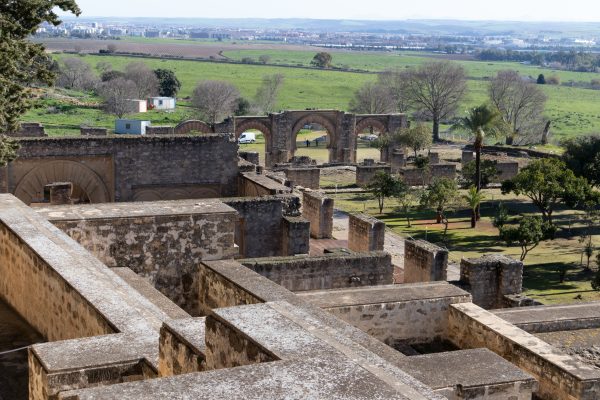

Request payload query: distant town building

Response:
[115,119,151,135]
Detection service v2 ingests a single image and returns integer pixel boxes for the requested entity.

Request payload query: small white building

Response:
[148,97,176,111]
[115,119,151,135]
[126,99,147,113]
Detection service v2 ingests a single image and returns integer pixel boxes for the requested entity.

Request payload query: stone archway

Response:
[290,114,337,164]
[14,160,111,205]
[234,120,272,140]
[174,120,213,135]
[355,118,388,136]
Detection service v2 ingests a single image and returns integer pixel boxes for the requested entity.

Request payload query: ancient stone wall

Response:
[159,319,206,377]
[400,164,457,186]
[462,151,474,164]
[3,135,238,204]
[348,213,385,252]
[146,126,175,135]
[404,240,448,283]
[223,197,284,258]
[356,164,392,187]
[448,303,600,400]
[80,127,108,136]
[238,151,260,165]
[237,172,291,197]
[281,216,310,256]
[282,167,320,189]
[302,191,333,239]
[6,122,47,137]
[38,200,238,315]
[240,251,392,291]
[390,151,406,173]
[493,162,520,183]
[460,255,523,310]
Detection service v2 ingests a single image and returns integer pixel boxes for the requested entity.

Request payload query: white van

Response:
[238,132,256,144]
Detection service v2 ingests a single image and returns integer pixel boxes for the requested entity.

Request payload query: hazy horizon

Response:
[59,0,600,23]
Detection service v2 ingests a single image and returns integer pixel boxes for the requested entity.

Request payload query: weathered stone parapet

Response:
[276,167,320,189]
[400,164,457,186]
[459,254,523,310]
[404,240,448,283]
[493,161,520,183]
[241,251,392,291]
[356,163,391,187]
[238,172,292,197]
[428,152,440,164]
[6,122,47,137]
[302,191,333,239]
[45,182,73,205]
[281,216,310,256]
[80,127,108,136]
[348,213,385,252]
[391,151,406,173]
[448,302,600,400]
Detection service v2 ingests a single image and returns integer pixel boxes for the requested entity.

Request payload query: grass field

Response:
[22,50,600,138]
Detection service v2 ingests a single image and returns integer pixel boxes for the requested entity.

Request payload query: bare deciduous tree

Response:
[405,61,467,141]
[489,70,547,144]
[349,81,395,114]
[124,62,159,99]
[97,77,137,118]
[377,69,411,113]
[57,57,97,90]
[253,74,284,114]
[192,80,240,125]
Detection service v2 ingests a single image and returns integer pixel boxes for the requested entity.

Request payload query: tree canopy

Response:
[395,124,432,158]
[562,135,600,187]
[154,69,181,97]
[0,0,80,133]
[311,52,333,68]
[367,171,404,214]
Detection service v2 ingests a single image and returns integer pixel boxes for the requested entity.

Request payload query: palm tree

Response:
[463,186,486,228]
[453,105,501,220]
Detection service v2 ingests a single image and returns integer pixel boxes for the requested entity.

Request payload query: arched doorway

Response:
[291,115,337,165]
[235,120,272,167]
[14,160,111,205]
[355,118,389,163]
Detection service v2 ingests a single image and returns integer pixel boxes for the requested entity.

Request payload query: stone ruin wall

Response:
[348,213,385,252]
[302,191,334,239]
[403,240,448,283]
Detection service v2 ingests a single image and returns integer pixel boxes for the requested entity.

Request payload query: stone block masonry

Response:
[356,163,392,187]
[348,213,385,252]
[460,254,523,310]
[282,167,321,189]
[302,190,334,239]
[281,216,310,256]
[36,199,238,315]
[404,240,448,283]
[240,251,392,291]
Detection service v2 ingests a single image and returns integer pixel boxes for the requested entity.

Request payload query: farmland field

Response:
[23,42,600,139]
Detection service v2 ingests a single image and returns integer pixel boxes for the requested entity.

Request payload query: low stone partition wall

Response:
[281,167,321,189]
[6,122,47,137]
[159,318,207,376]
[37,200,238,315]
[238,172,292,197]
[403,240,448,283]
[391,151,406,173]
[302,191,333,239]
[348,213,385,252]
[459,254,523,310]
[238,157,256,173]
[428,152,440,164]
[400,164,457,186]
[146,126,175,135]
[80,127,108,136]
[448,302,600,400]
[0,194,185,398]
[240,251,392,291]
[281,216,310,256]
[493,161,520,183]
[462,151,474,164]
[299,282,471,346]
[356,163,391,187]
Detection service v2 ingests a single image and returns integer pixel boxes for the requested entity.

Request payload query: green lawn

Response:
[330,187,600,305]
[22,52,600,138]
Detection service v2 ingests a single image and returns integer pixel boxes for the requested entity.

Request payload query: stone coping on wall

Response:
[493,303,600,333]
[395,348,537,393]
[298,282,471,309]
[35,198,237,221]
[14,133,235,143]
[0,194,176,335]
[162,317,207,356]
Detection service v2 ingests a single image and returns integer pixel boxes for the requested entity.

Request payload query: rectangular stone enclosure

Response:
[348,213,385,253]
[302,191,334,239]
[404,240,448,283]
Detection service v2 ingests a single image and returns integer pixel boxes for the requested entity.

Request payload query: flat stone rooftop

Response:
[493,303,600,332]
[298,282,471,308]
[35,198,236,220]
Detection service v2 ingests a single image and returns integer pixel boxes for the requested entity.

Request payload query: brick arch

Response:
[174,120,213,135]
[291,114,337,150]
[15,160,111,205]
[355,118,388,136]
[234,120,272,140]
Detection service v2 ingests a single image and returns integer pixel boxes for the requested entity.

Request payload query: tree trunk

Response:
[436,210,442,224]
[406,216,411,228]
[433,119,440,142]
[471,210,477,228]
[475,146,482,221]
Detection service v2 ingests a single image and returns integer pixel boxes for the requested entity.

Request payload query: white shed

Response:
[148,97,176,110]
[115,119,152,135]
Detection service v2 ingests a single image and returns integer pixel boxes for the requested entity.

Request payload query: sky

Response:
[61,0,600,22]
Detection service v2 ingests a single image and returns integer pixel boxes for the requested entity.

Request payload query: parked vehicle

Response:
[359,134,379,141]
[238,132,256,144]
